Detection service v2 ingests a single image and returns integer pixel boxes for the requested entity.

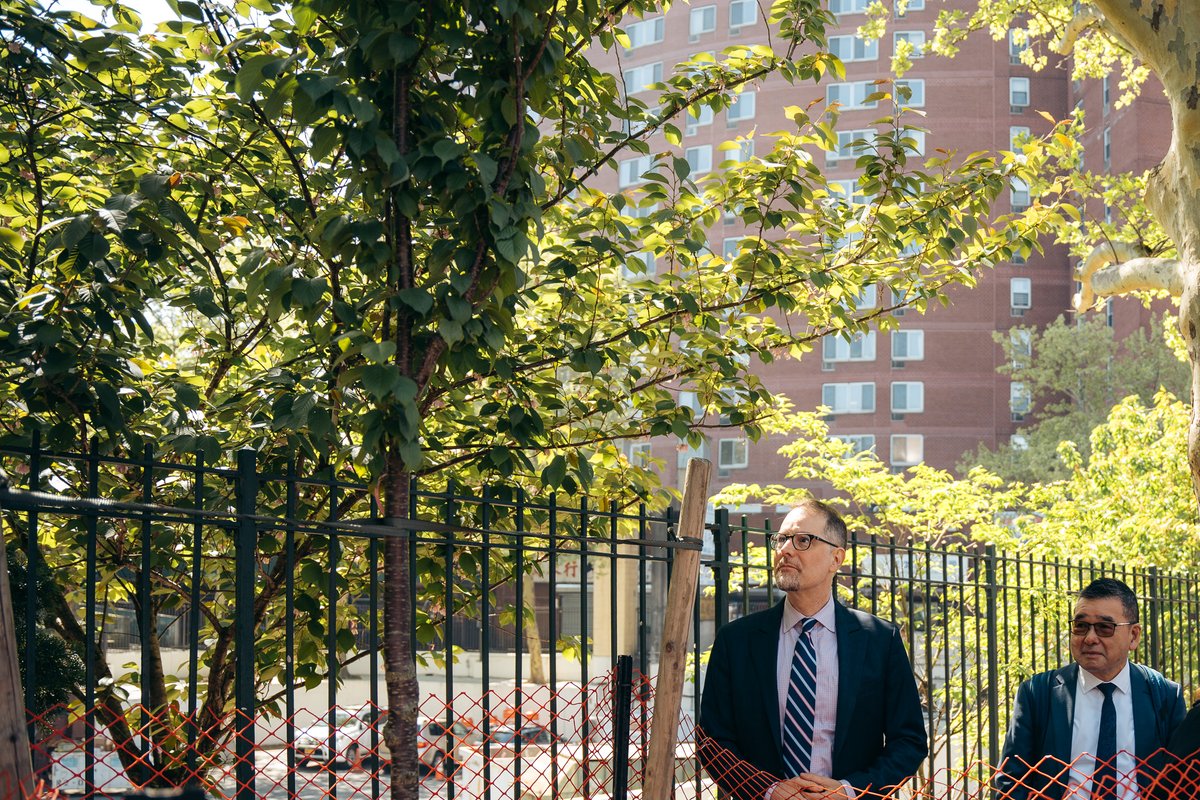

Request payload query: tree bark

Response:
[522,577,547,685]
[383,455,419,800]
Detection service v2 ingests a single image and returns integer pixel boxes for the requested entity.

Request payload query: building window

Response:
[833,434,876,454]
[831,128,877,161]
[729,0,757,29]
[628,441,653,464]
[1106,297,1115,328]
[1010,381,1031,418]
[689,5,716,40]
[853,284,877,310]
[829,34,879,62]
[685,145,712,175]
[822,382,876,414]
[1103,127,1111,170]
[1010,277,1032,313]
[827,81,879,110]
[1010,433,1028,450]
[1011,251,1027,265]
[1008,30,1028,64]
[721,139,755,167]
[891,381,924,413]
[1010,126,1031,153]
[1011,178,1030,211]
[895,0,925,15]
[890,434,923,466]
[1009,77,1030,111]
[624,17,664,50]
[1102,75,1110,110]
[893,31,926,58]
[686,104,714,135]
[823,331,877,363]
[829,179,869,206]
[894,78,925,108]
[718,438,749,469]
[618,155,653,187]
[830,0,871,14]
[722,236,745,260]
[623,62,662,94]
[1010,328,1032,368]
[891,330,925,361]
[727,91,756,123]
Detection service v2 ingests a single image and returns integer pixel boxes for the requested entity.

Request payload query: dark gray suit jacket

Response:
[698,600,928,798]
[995,662,1186,800]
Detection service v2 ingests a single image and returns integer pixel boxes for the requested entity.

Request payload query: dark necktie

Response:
[1093,682,1118,799]
[781,617,818,777]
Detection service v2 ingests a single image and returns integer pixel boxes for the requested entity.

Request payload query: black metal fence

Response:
[1,439,1198,798]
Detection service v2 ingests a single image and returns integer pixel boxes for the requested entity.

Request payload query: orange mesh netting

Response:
[12,669,1200,800]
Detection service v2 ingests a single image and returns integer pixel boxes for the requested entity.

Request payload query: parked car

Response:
[295,708,373,769]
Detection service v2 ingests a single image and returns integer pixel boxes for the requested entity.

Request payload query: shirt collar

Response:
[1077,659,1132,695]
[781,595,837,634]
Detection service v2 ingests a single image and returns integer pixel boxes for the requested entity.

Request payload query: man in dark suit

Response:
[698,500,928,800]
[996,578,1186,800]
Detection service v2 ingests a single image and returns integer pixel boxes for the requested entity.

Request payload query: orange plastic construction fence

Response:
[8,668,1200,800]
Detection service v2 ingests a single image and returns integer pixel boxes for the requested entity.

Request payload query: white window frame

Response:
[1103,127,1111,170]
[829,179,869,206]
[829,34,879,62]
[890,434,924,466]
[852,283,877,309]
[1010,328,1032,368]
[727,91,756,123]
[891,381,925,414]
[830,0,870,14]
[834,434,876,454]
[1010,382,1032,416]
[891,330,925,361]
[628,441,653,464]
[622,251,657,280]
[1102,75,1111,110]
[903,128,926,155]
[722,236,745,261]
[1010,126,1031,153]
[623,17,664,50]
[1011,178,1030,210]
[1009,77,1030,110]
[685,145,713,175]
[721,139,755,166]
[622,62,663,94]
[822,382,876,414]
[1010,277,1032,310]
[895,0,924,16]
[823,331,877,363]
[729,0,757,29]
[895,79,925,108]
[831,128,877,161]
[718,438,749,469]
[1008,30,1028,64]
[618,155,653,188]
[827,81,878,110]
[893,30,926,58]
[690,5,717,40]
[686,104,714,136]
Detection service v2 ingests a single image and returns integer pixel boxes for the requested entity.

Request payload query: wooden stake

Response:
[643,457,711,800]
[0,487,35,799]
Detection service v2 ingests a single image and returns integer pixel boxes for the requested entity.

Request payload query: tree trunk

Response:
[383,453,419,800]
[523,577,546,685]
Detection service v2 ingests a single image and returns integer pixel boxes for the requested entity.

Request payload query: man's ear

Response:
[1129,623,1142,652]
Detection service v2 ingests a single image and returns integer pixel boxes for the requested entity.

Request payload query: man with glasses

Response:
[996,578,1186,799]
[698,500,927,800]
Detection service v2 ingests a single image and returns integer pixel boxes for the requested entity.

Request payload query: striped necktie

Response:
[782,617,819,777]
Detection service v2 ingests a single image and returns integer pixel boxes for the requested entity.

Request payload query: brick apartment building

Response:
[589,0,1172,519]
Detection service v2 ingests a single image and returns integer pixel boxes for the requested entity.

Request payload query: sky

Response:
[52,0,181,30]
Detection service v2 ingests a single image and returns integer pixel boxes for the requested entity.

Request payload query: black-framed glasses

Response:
[768,532,841,552]
[1071,620,1136,638]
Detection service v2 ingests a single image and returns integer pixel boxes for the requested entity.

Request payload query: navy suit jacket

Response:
[698,600,928,798]
[996,662,1186,800]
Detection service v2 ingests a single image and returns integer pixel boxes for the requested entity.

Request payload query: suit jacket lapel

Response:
[832,601,864,760]
[1049,664,1077,764]
[756,602,787,755]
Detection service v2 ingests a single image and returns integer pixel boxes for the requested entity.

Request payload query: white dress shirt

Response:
[1068,661,1138,800]
[776,597,840,778]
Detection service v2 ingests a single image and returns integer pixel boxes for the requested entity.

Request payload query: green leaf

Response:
[236,54,285,101]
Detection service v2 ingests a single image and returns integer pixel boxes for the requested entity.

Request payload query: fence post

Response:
[0,471,35,799]
[712,508,729,631]
[984,545,1000,768]
[234,449,259,800]
[612,655,634,800]
[1147,566,1161,672]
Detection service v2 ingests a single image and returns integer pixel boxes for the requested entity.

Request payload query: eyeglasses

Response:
[768,532,841,552]
[1070,620,1136,638]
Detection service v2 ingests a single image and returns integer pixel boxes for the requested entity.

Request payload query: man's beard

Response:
[775,569,801,592]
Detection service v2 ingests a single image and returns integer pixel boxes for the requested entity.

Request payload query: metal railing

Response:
[1,439,1197,798]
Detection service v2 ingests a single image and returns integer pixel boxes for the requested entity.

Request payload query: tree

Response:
[917,0,1200,510]
[0,0,1046,795]
[960,312,1188,482]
